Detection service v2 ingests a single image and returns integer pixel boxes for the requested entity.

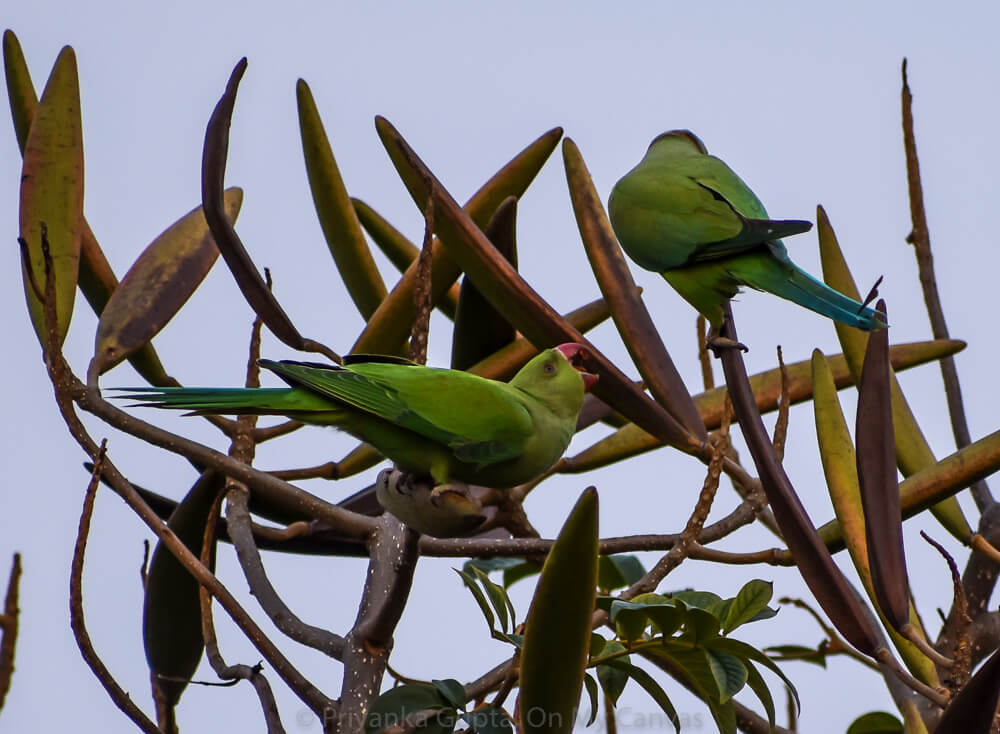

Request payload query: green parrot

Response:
[116,344,597,536]
[608,130,886,336]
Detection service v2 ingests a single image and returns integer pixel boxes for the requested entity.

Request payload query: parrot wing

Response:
[262,359,534,467]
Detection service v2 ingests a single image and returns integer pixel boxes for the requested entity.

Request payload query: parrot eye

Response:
[543,362,556,374]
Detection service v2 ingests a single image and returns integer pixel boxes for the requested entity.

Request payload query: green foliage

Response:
[845,711,904,734]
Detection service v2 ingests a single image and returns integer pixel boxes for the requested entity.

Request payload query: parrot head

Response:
[554,343,599,391]
[510,343,597,418]
[648,129,708,155]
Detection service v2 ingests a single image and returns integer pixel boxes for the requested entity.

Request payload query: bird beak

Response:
[556,343,599,392]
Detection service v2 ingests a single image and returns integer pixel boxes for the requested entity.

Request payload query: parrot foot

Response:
[706,335,749,355]
[375,468,485,538]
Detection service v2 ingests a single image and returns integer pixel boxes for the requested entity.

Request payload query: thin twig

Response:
[70,443,160,733]
[772,345,790,462]
[621,414,730,598]
[921,530,972,693]
[79,386,375,538]
[901,59,992,510]
[227,487,346,657]
[697,314,714,390]
[777,598,879,672]
[46,334,334,717]
[268,461,341,481]
[200,488,287,734]
[0,553,23,712]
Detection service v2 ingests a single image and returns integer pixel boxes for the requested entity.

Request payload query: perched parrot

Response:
[608,130,886,337]
[116,344,597,536]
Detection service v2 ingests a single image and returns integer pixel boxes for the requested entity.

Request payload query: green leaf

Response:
[652,645,722,704]
[462,705,514,734]
[589,633,607,658]
[764,644,828,668]
[610,600,653,644]
[722,580,774,634]
[708,637,800,712]
[455,568,495,632]
[365,684,453,734]
[845,711,904,734]
[470,566,512,633]
[18,45,83,347]
[706,650,747,703]
[602,660,679,732]
[598,554,646,591]
[596,661,629,706]
[682,607,721,644]
[503,561,541,588]
[669,590,723,610]
[519,489,599,734]
[582,673,600,727]
[464,558,524,575]
[742,661,776,732]
[432,679,467,710]
[609,595,686,642]
[143,471,223,707]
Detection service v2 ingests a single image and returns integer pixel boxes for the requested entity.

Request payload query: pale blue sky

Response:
[3,2,999,731]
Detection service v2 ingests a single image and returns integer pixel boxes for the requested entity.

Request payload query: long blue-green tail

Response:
[741,260,887,331]
[113,386,342,419]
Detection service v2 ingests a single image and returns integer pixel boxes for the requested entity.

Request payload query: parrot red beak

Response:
[556,343,599,392]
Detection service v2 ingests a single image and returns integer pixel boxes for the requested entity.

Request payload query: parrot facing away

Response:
[115,344,597,536]
[607,130,887,334]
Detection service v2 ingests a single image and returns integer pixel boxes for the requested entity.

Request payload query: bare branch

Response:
[70,443,160,733]
[621,416,729,597]
[338,515,420,731]
[901,59,992,510]
[200,488,288,734]
[227,487,346,658]
[772,345,790,462]
[697,314,714,391]
[409,192,434,365]
[0,553,23,712]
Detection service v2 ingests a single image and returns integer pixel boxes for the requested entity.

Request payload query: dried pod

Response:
[717,308,879,655]
[451,196,518,370]
[93,189,243,375]
[18,45,83,347]
[374,115,694,452]
[855,301,910,632]
[352,125,563,355]
[817,205,972,544]
[297,79,386,319]
[563,137,706,441]
[143,471,223,708]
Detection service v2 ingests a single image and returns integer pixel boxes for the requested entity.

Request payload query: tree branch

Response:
[337,514,420,731]
[901,59,992,510]
[70,445,160,733]
[0,552,21,712]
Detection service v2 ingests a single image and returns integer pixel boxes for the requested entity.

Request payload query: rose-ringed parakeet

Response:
[116,344,597,536]
[607,130,886,338]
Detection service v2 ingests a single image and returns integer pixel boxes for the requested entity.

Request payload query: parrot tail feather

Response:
[111,387,317,415]
[743,264,888,331]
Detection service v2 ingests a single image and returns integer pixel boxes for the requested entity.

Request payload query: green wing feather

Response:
[261,359,534,465]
